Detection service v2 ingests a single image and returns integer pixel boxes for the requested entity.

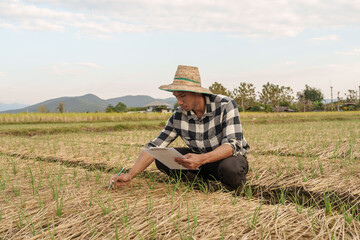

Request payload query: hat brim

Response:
[159,84,212,95]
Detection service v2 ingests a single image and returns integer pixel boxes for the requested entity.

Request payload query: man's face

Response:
[173,91,197,111]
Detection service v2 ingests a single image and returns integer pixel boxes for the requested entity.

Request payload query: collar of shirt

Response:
[182,95,215,121]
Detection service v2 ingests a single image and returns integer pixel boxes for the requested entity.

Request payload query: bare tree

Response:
[37,105,48,113]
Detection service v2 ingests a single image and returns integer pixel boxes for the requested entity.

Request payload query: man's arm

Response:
[109,150,155,188]
[110,112,179,189]
[221,99,249,156]
[174,144,233,170]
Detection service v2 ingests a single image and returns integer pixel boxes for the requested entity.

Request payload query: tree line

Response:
[209,82,360,112]
[36,83,360,113]
[105,102,146,113]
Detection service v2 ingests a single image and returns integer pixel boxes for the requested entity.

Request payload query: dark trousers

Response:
[155,147,249,191]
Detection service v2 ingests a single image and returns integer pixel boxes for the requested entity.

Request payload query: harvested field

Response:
[0,112,359,239]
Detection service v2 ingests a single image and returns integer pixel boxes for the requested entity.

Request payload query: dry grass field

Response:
[0,112,359,239]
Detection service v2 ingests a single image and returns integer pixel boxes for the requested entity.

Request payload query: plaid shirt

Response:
[146,94,249,156]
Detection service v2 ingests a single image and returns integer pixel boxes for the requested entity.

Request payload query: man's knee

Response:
[155,159,171,175]
[218,155,248,190]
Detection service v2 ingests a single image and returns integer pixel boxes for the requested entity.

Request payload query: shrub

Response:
[249,105,263,112]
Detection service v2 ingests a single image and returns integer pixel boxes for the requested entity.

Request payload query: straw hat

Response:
[159,65,213,94]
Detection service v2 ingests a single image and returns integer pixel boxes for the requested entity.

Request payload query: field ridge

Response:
[1,150,359,219]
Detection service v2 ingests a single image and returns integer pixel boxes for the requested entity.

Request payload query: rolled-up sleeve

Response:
[221,100,249,156]
[145,113,179,148]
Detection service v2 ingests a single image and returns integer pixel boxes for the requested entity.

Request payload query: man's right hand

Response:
[108,150,155,190]
[109,173,132,189]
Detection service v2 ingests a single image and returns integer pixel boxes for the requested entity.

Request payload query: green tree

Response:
[209,82,232,97]
[345,89,357,102]
[128,107,146,112]
[105,104,115,112]
[232,82,256,111]
[259,83,294,112]
[106,102,127,112]
[297,85,324,103]
[115,102,127,112]
[313,101,323,110]
[297,85,324,111]
[279,86,294,106]
[259,82,282,110]
[56,102,65,113]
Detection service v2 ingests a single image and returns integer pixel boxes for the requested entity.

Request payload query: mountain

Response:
[107,95,177,108]
[0,103,28,112]
[1,94,176,113]
[2,94,109,113]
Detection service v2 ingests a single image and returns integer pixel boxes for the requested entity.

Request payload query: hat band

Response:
[174,77,200,85]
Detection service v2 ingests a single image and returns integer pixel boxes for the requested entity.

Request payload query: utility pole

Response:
[337,91,340,111]
[330,86,333,111]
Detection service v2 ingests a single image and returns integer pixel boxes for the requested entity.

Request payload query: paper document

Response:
[144,147,197,170]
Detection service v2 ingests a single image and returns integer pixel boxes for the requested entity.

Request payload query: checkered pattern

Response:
[146,94,249,156]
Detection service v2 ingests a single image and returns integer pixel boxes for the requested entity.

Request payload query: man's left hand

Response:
[174,153,205,170]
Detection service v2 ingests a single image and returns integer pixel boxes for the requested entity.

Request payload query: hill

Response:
[107,95,176,108]
[1,94,176,113]
[0,103,28,112]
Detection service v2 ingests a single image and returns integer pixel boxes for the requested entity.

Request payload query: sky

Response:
[0,0,360,105]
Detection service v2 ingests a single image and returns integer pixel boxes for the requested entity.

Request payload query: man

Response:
[110,65,249,192]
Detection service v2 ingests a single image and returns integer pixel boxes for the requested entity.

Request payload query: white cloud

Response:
[335,48,360,56]
[308,35,340,42]
[0,22,17,31]
[1,0,360,38]
[76,62,102,69]
[50,63,84,76]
